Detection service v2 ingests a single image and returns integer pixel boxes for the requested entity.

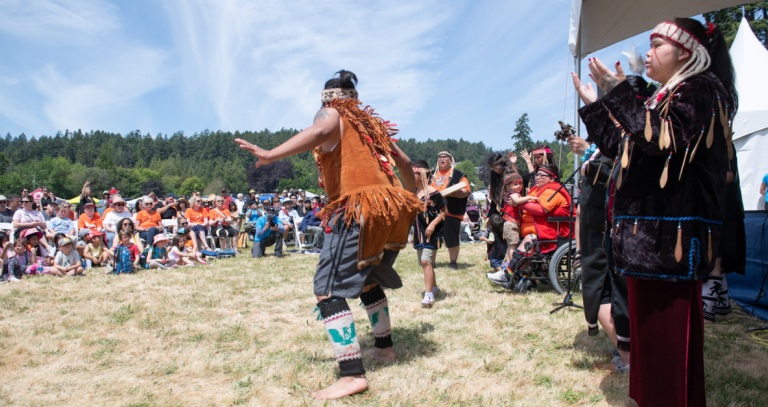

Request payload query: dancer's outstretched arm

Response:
[390,143,415,193]
[235,108,341,167]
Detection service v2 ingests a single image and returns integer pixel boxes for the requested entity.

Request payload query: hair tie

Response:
[707,23,716,38]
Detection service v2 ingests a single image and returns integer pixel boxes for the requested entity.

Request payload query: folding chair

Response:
[161,219,177,238]
[293,218,312,251]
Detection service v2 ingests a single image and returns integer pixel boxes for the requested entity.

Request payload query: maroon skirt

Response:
[627,277,706,407]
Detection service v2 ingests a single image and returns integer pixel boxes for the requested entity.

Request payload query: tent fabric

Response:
[569,0,745,56]
[734,128,768,210]
[728,211,768,321]
[731,18,768,140]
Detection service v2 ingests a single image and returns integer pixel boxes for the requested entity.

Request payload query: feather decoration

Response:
[668,118,677,152]
[633,219,638,235]
[690,127,705,163]
[644,110,652,142]
[616,166,623,190]
[718,96,728,129]
[620,136,629,169]
[593,159,603,185]
[679,143,690,180]
[674,222,683,262]
[659,118,670,149]
[659,153,672,188]
[707,226,713,262]
[622,43,645,75]
[706,109,715,149]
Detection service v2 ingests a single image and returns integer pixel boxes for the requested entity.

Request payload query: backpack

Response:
[112,244,134,274]
[138,247,151,269]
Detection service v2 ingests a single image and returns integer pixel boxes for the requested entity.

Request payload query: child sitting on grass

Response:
[145,235,176,270]
[168,234,206,266]
[83,231,113,270]
[22,228,54,275]
[53,237,84,277]
[2,238,35,282]
[479,214,508,272]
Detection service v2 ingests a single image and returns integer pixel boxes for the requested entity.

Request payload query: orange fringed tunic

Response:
[315,99,423,269]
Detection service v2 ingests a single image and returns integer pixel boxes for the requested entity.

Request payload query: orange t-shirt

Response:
[103,207,114,217]
[185,207,208,225]
[135,210,161,228]
[208,208,231,227]
[78,212,103,231]
[430,170,470,219]
[520,189,568,237]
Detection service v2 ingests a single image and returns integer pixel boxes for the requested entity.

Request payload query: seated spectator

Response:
[2,238,35,281]
[53,237,84,277]
[13,196,47,240]
[296,198,310,218]
[299,203,325,254]
[46,205,77,241]
[116,217,144,252]
[7,194,20,213]
[289,194,299,210]
[20,188,29,201]
[135,197,162,248]
[104,196,133,247]
[208,195,238,249]
[147,191,159,204]
[145,235,175,270]
[228,201,242,232]
[113,230,139,273]
[39,187,55,209]
[97,191,110,216]
[0,195,14,223]
[42,202,56,221]
[278,200,299,242]
[78,203,104,236]
[221,188,233,206]
[83,231,113,269]
[252,207,284,258]
[176,198,189,215]
[185,196,212,252]
[155,194,178,220]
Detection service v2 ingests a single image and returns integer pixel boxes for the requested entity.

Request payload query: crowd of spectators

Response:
[0,184,329,282]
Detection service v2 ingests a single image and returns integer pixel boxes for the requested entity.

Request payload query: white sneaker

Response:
[420,292,434,307]
[8,276,21,282]
[486,270,509,285]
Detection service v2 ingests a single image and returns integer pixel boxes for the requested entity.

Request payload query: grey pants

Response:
[251,232,283,258]
[306,225,325,250]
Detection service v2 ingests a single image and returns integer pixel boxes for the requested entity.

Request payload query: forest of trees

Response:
[0,113,574,199]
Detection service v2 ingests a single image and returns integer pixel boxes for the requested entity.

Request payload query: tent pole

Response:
[572,18,581,200]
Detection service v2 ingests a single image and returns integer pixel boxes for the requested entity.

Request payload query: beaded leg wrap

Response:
[360,286,393,349]
[701,275,722,322]
[503,250,525,289]
[317,297,365,377]
[714,274,732,316]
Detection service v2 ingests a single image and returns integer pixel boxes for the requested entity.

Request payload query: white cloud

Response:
[162,0,452,132]
[0,0,120,43]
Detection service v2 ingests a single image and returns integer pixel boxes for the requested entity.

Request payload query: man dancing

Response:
[430,150,470,269]
[236,70,421,399]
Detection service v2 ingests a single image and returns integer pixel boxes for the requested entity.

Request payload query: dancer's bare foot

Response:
[311,375,368,399]
[362,347,397,363]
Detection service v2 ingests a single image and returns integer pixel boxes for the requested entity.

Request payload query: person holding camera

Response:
[251,207,284,258]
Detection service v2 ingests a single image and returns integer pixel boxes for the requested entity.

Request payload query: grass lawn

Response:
[1,242,767,406]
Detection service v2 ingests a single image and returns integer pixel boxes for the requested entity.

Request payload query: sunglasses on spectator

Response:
[115,203,125,207]
[0,201,6,204]
[180,222,188,226]
[22,200,32,203]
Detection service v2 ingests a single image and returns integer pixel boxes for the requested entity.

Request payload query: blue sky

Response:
[0,0,659,150]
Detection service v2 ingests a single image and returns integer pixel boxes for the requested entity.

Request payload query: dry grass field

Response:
[1,242,767,406]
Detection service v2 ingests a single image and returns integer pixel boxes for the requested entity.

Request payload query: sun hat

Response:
[0,195,6,201]
[249,189,256,193]
[20,228,43,240]
[153,235,169,245]
[58,237,73,246]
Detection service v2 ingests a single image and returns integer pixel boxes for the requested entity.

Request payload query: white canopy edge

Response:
[569,0,746,56]
[735,128,768,210]
[731,18,768,140]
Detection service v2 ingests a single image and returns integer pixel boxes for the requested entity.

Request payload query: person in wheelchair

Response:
[488,164,572,290]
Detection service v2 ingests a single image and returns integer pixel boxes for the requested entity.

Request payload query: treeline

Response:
[0,128,506,199]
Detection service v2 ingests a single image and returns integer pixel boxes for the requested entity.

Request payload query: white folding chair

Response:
[0,222,13,243]
[161,219,177,238]
[293,217,312,251]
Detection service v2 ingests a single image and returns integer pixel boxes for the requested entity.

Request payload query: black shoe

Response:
[448,262,458,270]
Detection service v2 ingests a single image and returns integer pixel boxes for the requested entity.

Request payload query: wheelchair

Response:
[505,216,581,295]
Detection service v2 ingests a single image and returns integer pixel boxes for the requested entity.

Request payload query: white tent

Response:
[569,0,746,57]
[731,18,768,210]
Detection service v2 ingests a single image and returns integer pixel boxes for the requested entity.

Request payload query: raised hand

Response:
[571,72,598,105]
[508,151,517,165]
[586,58,626,93]
[235,139,273,168]
[520,149,531,163]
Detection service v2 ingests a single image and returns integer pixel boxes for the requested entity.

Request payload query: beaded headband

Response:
[321,88,358,104]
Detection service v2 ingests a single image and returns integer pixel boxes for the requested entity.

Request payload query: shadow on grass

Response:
[571,330,634,406]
